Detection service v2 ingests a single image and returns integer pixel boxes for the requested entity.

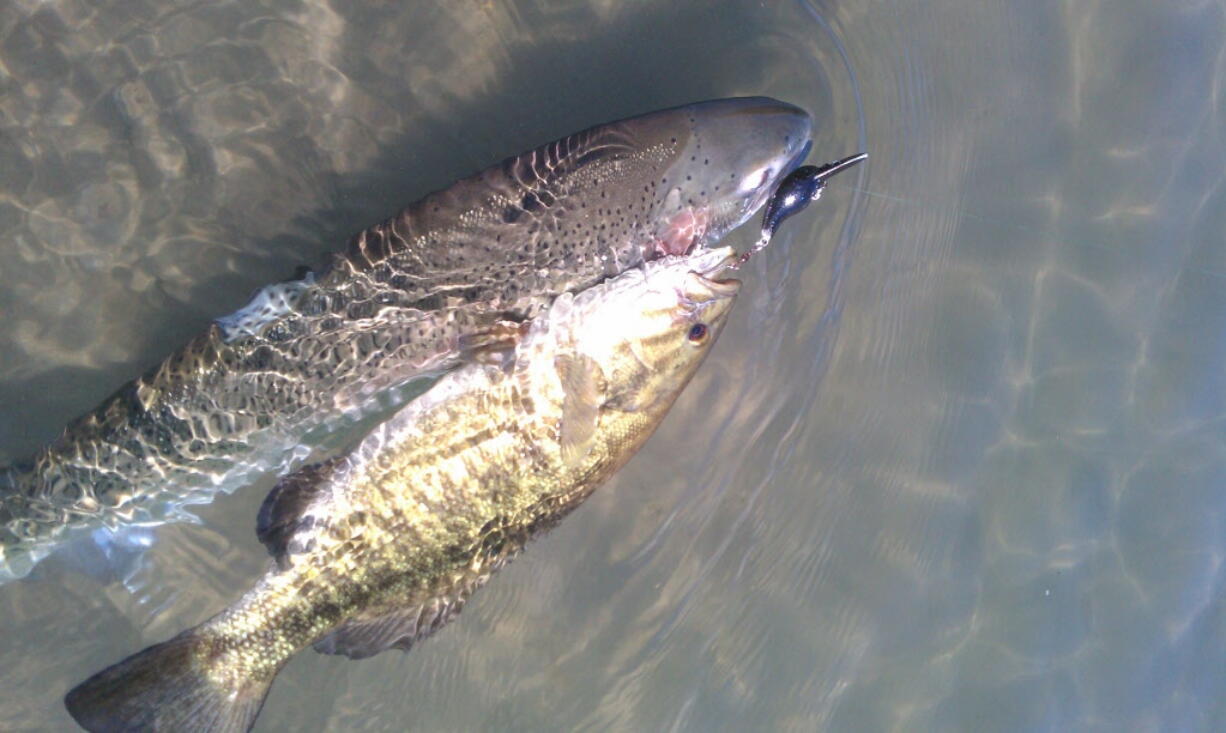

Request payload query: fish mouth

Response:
[789,139,815,170]
[744,137,813,217]
[686,247,742,299]
[700,274,742,298]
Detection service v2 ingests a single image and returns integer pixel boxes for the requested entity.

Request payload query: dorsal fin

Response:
[313,556,513,659]
[256,458,341,567]
[554,353,607,467]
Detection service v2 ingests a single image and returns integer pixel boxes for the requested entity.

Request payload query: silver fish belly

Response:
[0,97,811,582]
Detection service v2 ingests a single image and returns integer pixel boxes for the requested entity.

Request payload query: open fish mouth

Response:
[696,254,742,298]
[682,247,742,300]
[699,273,742,298]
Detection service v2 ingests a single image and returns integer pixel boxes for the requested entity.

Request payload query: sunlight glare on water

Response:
[1,0,1225,730]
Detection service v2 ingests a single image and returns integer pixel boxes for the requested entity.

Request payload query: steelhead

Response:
[65,247,741,733]
[0,97,811,581]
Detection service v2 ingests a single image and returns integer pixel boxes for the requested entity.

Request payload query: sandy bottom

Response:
[0,0,1223,729]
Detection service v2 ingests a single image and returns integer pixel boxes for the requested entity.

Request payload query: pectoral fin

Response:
[255,458,341,568]
[458,315,529,367]
[554,353,607,467]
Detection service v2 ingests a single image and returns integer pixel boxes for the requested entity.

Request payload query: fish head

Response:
[560,246,741,418]
[659,97,815,251]
[378,97,809,302]
[531,97,811,271]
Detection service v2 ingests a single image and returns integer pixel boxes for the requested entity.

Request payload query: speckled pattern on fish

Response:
[64,248,741,733]
[0,98,811,582]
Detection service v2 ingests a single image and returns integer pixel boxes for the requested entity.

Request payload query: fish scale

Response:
[65,248,741,733]
[0,97,812,582]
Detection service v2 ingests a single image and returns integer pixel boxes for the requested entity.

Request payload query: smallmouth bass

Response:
[65,247,741,732]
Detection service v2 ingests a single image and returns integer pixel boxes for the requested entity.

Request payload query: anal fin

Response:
[313,560,511,660]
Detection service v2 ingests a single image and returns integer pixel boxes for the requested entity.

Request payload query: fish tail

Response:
[64,630,271,733]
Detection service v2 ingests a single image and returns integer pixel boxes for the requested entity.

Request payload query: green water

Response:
[1,0,1224,730]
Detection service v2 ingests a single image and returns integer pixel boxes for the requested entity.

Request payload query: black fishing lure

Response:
[732,151,865,267]
[761,152,868,239]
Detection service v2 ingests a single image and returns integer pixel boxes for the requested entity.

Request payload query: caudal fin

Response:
[64,631,271,733]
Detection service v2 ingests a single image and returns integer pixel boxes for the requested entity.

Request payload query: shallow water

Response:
[2,0,1224,730]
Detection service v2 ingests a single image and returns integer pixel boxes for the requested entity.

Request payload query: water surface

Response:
[1,0,1224,730]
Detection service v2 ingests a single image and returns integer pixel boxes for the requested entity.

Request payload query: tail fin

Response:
[64,631,271,733]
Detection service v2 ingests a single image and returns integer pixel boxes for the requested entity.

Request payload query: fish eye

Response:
[687,323,709,343]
